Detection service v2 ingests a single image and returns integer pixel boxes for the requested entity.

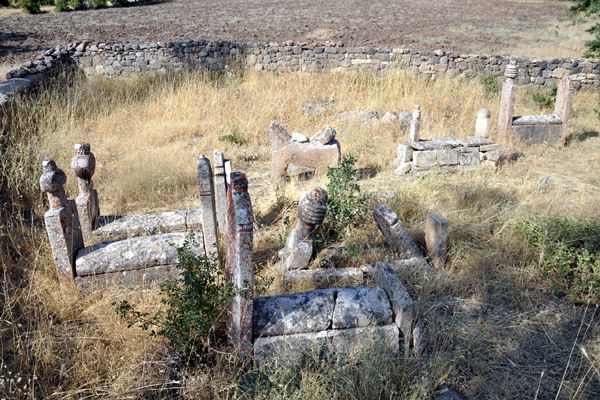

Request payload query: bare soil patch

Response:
[0,0,570,65]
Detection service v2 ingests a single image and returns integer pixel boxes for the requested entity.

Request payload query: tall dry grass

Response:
[1,69,599,399]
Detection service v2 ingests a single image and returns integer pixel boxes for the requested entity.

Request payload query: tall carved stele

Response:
[225,172,254,356]
[40,158,84,288]
[71,143,100,241]
[196,155,219,259]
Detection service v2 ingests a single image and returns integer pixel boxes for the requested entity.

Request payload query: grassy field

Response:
[1,69,599,399]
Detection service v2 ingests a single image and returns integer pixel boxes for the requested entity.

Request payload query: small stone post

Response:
[373,204,423,258]
[425,213,449,268]
[40,158,84,288]
[555,75,573,146]
[196,155,219,259]
[213,150,228,235]
[279,187,328,272]
[225,172,254,355]
[475,108,491,138]
[71,143,100,241]
[409,105,421,143]
[497,62,518,142]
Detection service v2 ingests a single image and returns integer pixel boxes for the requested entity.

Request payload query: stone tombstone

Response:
[279,187,328,272]
[555,74,573,146]
[497,61,518,142]
[269,120,341,185]
[425,213,449,268]
[40,158,84,288]
[475,108,491,138]
[71,143,100,242]
[409,105,421,143]
[225,172,254,355]
[372,204,423,258]
[213,150,228,235]
[196,155,219,259]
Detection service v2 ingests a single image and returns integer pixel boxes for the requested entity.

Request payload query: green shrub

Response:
[532,85,558,110]
[89,0,106,8]
[480,74,500,95]
[323,154,366,238]
[114,236,234,359]
[54,0,68,10]
[219,133,247,145]
[110,0,129,7]
[513,216,600,304]
[68,0,85,9]
[20,0,41,13]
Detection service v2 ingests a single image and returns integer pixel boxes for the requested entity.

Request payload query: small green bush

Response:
[513,216,600,304]
[219,133,247,145]
[89,0,106,8]
[20,0,41,13]
[114,236,234,359]
[532,85,558,110]
[53,0,68,11]
[480,74,500,95]
[68,0,85,9]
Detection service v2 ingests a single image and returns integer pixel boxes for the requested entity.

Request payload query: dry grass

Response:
[1,69,599,399]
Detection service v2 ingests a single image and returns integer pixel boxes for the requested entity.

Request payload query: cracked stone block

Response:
[332,287,393,329]
[95,210,194,239]
[373,204,423,258]
[75,231,204,276]
[397,143,413,163]
[512,124,563,145]
[76,264,181,289]
[253,330,331,368]
[458,148,480,166]
[435,149,459,166]
[412,150,437,168]
[329,325,400,359]
[479,143,501,152]
[253,289,336,338]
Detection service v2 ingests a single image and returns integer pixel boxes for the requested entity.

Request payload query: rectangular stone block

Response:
[435,149,459,166]
[511,123,563,145]
[332,287,393,329]
[458,149,480,166]
[94,210,190,240]
[253,330,331,368]
[397,143,413,163]
[75,264,181,290]
[328,325,400,359]
[479,143,501,152]
[372,204,423,258]
[425,213,449,269]
[412,150,437,168]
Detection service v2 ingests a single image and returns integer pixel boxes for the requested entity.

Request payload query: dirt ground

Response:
[0,0,571,65]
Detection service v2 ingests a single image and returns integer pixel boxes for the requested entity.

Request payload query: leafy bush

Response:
[323,154,366,238]
[68,0,85,9]
[532,85,558,110]
[89,0,106,8]
[513,216,600,303]
[219,133,247,145]
[114,236,234,359]
[53,0,68,10]
[19,0,41,13]
[568,0,600,57]
[480,74,500,95]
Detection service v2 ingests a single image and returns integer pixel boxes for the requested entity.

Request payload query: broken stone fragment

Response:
[372,204,423,258]
[331,287,393,329]
[425,213,449,268]
[309,125,336,145]
[291,132,309,143]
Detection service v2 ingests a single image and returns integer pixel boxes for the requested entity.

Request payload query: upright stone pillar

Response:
[409,105,421,143]
[497,62,518,142]
[40,158,84,288]
[196,155,219,259]
[225,172,254,355]
[213,150,228,235]
[71,143,100,242]
[425,213,449,268]
[555,75,573,146]
[475,108,491,138]
[279,187,328,272]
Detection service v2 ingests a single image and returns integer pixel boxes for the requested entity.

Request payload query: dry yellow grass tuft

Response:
[1,70,599,398]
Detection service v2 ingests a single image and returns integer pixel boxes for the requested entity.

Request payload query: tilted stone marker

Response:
[71,143,100,242]
[225,172,254,355]
[40,158,84,288]
[497,61,573,146]
[279,187,328,272]
[269,120,341,184]
[425,213,449,268]
[213,150,228,235]
[373,204,423,258]
[196,155,219,258]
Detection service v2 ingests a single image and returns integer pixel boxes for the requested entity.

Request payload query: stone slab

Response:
[252,289,336,338]
[253,330,331,367]
[329,324,400,359]
[95,210,202,239]
[409,138,463,151]
[512,123,563,145]
[435,149,459,166]
[75,231,204,276]
[479,143,501,152]
[332,287,393,329]
[458,136,495,147]
[75,264,181,290]
[512,114,562,126]
[412,150,437,168]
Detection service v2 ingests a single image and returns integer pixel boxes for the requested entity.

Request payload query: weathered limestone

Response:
[497,61,572,146]
[196,155,219,258]
[409,105,421,143]
[373,204,423,258]
[425,213,449,268]
[225,172,254,355]
[40,158,84,287]
[269,121,341,184]
[332,287,393,329]
[475,108,491,138]
[213,150,228,235]
[374,263,426,358]
[279,187,328,271]
[71,143,100,241]
[75,264,181,290]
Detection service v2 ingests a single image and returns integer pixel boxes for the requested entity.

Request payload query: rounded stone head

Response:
[477,108,491,119]
[412,105,421,120]
[40,157,67,198]
[298,187,328,226]
[71,142,96,181]
[504,62,518,79]
[74,142,91,155]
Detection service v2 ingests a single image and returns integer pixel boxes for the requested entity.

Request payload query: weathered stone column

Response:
[40,158,84,288]
[409,105,421,143]
[475,108,491,138]
[71,143,100,242]
[373,204,422,258]
[497,62,518,142]
[279,187,328,272]
[555,75,573,146]
[196,155,219,259]
[213,150,228,235]
[225,172,254,355]
[425,213,449,268]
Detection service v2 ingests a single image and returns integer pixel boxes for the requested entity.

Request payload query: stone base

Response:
[75,264,181,290]
[510,123,563,145]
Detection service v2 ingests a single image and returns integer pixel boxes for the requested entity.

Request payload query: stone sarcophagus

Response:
[498,61,573,146]
[269,120,341,184]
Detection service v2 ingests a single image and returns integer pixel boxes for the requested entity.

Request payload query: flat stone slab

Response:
[75,264,181,290]
[409,138,463,151]
[95,209,202,239]
[329,324,399,358]
[512,114,562,125]
[253,289,336,338]
[332,287,393,329]
[75,231,204,276]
